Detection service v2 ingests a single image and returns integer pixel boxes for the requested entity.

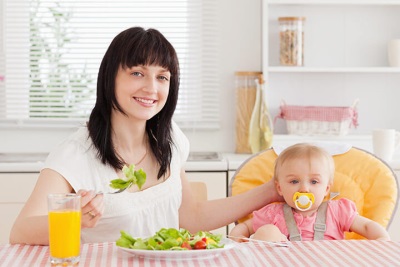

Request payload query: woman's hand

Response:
[262,180,284,203]
[77,190,104,228]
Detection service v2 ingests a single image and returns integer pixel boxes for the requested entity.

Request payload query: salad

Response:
[109,164,146,191]
[116,228,225,251]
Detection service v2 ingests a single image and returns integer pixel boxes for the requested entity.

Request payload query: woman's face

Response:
[114,64,171,121]
[275,156,331,214]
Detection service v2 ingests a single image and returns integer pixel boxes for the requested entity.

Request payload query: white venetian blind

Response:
[0,0,219,129]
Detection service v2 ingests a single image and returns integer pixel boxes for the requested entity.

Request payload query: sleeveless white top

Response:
[43,122,189,243]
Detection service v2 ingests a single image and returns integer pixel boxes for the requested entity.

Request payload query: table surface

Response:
[1,240,400,267]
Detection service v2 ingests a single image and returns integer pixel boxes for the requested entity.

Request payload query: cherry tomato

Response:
[194,240,207,250]
[181,242,192,250]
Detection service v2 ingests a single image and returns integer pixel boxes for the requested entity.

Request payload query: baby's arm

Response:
[349,215,390,241]
[229,218,254,241]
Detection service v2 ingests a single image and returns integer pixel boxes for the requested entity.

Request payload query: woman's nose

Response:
[143,77,158,93]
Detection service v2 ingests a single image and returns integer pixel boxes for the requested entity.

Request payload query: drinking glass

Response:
[48,193,81,265]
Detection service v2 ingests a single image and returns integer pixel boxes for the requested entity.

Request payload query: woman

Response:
[10,27,280,245]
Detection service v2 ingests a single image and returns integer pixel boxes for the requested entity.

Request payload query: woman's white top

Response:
[43,122,189,243]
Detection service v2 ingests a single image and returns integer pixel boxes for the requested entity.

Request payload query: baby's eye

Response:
[311,180,318,184]
[290,180,299,184]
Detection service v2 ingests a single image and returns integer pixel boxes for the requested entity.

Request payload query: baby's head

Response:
[273,143,335,212]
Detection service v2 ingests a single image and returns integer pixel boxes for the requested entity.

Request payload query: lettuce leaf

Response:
[109,164,147,191]
[116,228,224,251]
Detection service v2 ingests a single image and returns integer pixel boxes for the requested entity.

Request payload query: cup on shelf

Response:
[48,193,81,266]
[372,129,400,162]
[388,39,400,67]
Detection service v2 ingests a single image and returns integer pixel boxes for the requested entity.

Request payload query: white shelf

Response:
[262,1,400,134]
[267,67,400,73]
[266,0,400,5]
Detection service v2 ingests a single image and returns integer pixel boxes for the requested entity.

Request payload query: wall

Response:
[183,0,262,152]
[0,0,262,154]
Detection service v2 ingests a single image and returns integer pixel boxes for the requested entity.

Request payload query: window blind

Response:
[0,0,220,129]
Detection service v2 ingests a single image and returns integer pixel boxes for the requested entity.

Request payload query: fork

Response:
[226,235,290,248]
[97,182,133,194]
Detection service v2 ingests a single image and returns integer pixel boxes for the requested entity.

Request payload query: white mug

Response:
[388,39,400,67]
[372,129,400,162]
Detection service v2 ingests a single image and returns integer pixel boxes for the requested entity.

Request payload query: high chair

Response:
[229,146,399,239]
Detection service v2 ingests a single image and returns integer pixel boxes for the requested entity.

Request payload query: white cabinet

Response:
[262,0,400,134]
[389,170,400,241]
[227,171,238,234]
[186,171,228,235]
[0,173,38,244]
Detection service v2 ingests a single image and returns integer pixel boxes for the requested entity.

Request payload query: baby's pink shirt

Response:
[252,198,357,240]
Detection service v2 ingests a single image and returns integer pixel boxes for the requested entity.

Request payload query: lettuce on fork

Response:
[109,164,146,191]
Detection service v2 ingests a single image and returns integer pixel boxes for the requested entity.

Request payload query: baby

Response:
[230,143,390,241]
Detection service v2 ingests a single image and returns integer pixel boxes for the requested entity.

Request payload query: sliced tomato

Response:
[181,242,192,250]
[193,240,207,250]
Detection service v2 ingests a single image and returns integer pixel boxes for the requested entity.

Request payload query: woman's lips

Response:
[134,97,156,105]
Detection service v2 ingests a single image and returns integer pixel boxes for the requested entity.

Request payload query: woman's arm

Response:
[9,169,72,245]
[179,169,282,233]
[9,169,104,245]
[349,215,391,241]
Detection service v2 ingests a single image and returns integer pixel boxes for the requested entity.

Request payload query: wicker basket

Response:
[274,100,359,136]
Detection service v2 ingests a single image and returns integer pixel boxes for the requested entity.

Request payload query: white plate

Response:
[117,238,236,260]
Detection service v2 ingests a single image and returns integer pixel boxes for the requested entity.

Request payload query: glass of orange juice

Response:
[48,193,81,266]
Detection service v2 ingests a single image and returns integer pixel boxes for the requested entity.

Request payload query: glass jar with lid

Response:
[278,17,306,66]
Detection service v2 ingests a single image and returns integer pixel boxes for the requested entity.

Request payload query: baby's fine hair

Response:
[273,143,335,184]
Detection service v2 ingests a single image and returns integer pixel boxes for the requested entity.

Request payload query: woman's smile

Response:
[134,97,156,106]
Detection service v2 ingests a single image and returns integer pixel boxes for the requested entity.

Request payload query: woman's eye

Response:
[131,72,142,77]
[158,75,169,81]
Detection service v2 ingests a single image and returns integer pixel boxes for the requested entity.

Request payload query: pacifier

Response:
[293,192,315,211]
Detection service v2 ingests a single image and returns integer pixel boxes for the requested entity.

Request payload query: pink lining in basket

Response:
[275,105,359,128]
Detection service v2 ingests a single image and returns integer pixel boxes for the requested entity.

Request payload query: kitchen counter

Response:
[1,134,400,172]
[1,152,399,173]
[0,152,230,173]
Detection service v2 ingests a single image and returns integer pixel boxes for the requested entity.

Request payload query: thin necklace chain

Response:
[115,147,148,166]
[134,149,147,165]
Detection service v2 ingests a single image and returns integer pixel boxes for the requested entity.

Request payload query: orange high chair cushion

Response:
[231,147,399,240]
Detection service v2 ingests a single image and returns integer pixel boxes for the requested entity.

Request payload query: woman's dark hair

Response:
[87,27,180,179]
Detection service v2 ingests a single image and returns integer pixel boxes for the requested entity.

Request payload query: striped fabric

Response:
[1,240,399,267]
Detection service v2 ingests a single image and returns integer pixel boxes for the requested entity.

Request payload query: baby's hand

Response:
[229,235,249,243]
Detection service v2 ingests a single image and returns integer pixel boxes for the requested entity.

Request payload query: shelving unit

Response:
[262,0,400,135]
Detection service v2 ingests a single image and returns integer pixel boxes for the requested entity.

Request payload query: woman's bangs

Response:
[123,40,176,74]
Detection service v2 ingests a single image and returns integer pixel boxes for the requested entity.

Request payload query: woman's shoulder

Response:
[53,127,91,154]
[44,126,94,171]
[44,126,112,190]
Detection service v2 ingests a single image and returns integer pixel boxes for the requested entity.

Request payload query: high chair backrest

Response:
[230,147,399,239]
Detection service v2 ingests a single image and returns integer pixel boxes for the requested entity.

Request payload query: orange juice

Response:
[48,210,81,258]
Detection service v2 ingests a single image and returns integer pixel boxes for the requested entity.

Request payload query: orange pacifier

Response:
[293,192,315,211]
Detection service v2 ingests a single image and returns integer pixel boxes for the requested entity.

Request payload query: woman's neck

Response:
[111,113,148,165]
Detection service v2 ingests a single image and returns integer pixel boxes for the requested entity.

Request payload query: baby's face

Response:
[275,157,331,214]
